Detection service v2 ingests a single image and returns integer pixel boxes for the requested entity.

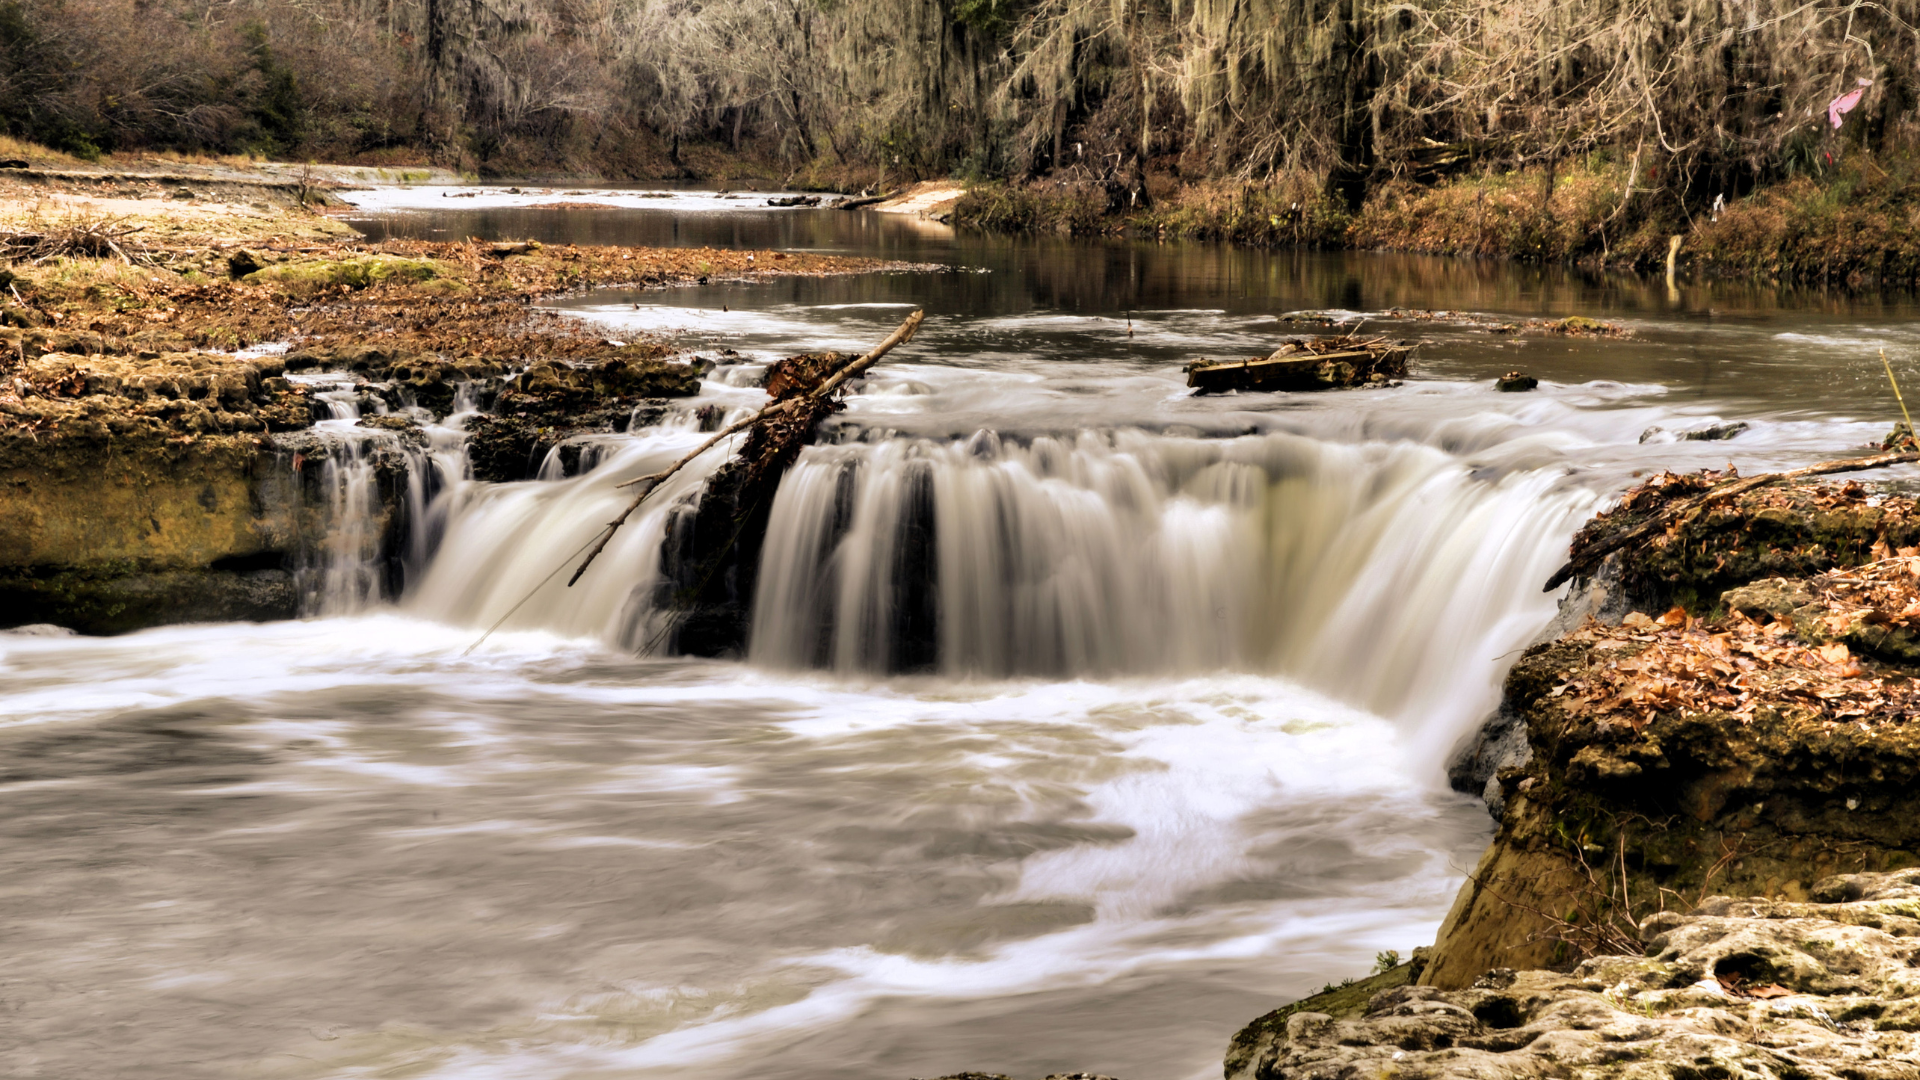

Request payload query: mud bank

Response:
[0,169,901,632]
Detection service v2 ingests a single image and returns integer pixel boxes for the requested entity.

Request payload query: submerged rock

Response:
[1231,869,1920,1079]
[1549,315,1631,337]
[1682,420,1750,441]
[1496,370,1538,392]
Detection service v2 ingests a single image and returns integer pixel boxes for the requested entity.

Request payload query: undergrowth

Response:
[953,153,1920,285]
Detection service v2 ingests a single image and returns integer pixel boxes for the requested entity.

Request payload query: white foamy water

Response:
[337,185,834,215]
[0,619,1487,1080]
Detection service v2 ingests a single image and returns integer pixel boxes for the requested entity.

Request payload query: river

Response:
[3,187,1915,1080]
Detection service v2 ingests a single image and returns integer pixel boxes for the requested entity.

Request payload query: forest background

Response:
[5,0,1918,274]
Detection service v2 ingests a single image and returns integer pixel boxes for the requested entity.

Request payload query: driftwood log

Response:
[1543,450,1920,592]
[834,193,890,211]
[567,308,925,586]
[464,309,925,654]
[1187,336,1412,393]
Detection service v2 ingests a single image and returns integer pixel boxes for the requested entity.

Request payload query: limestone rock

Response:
[1232,869,1920,1080]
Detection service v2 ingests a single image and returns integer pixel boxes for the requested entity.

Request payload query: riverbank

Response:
[950,156,1920,286]
[14,134,1916,287]
[0,163,903,632]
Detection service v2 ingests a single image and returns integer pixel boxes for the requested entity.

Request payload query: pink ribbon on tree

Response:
[1829,80,1872,129]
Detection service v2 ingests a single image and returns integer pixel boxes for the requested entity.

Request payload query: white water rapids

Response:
[7,214,1915,1079]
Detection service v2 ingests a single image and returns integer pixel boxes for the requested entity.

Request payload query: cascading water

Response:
[285,376,480,615]
[749,430,1597,738]
[293,433,391,612]
[410,420,1598,757]
[409,432,731,647]
[15,188,1920,1080]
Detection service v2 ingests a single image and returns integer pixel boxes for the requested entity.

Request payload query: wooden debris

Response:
[568,308,925,585]
[834,193,891,211]
[1,214,152,265]
[1187,334,1413,394]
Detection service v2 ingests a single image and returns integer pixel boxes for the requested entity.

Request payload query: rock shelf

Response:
[1230,869,1920,1079]
[1214,470,1920,1080]
[0,165,906,632]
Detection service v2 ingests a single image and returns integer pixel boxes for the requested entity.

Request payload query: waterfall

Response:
[747,429,1594,742]
[408,426,1597,751]
[407,433,727,646]
[293,432,391,613]
[288,386,478,616]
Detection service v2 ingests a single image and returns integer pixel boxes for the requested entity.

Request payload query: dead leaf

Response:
[1746,983,1794,999]
[1657,606,1688,627]
[1818,642,1852,665]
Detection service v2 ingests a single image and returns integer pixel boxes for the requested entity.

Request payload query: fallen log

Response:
[834,192,891,211]
[570,308,925,585]
[1187,335,1413,393]
[1542,450,1920,592]
[464,310,925,654]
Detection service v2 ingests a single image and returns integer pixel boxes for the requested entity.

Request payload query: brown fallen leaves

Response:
[1554,558,1920,735]
[1715,972,1795,999]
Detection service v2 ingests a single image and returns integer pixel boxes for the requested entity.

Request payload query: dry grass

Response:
[1348,160,1647,262]
[11,255,174,306]
[1690,161,1920,284]
[0,135,87,167]
[136,149,267,169]
[0,211,154,265]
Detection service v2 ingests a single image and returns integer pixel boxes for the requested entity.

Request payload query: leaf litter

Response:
[1553,553,1920,736]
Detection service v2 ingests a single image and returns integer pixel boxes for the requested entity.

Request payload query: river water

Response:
[5,189,1918,1080]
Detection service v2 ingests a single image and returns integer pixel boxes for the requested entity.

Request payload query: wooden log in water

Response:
[1187,338,1414,394]
[568,308,925,587]
[463,310,924,655]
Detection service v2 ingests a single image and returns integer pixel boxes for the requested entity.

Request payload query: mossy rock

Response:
[0,565,296,633]
[243,256,452,295]
[1225,962,1420,1080]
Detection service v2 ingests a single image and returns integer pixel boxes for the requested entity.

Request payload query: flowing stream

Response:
[6,190,1920,1080]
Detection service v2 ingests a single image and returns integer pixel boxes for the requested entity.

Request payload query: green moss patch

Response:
[243,255,453,295]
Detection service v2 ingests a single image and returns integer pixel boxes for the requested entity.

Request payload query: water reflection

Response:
[347,198,1920,420]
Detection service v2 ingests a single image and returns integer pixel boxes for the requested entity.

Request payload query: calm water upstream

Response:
[6,187,1920,1080]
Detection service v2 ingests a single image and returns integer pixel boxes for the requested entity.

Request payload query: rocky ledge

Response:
[1228,868,1920,1079]
[1427,473,1920,987]
[0,186,896,632]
